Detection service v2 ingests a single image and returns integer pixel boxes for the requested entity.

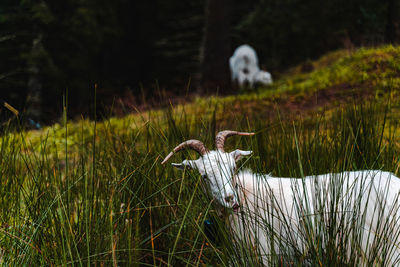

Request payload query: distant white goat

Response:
[230,45,272,87]
[162,130,400,265]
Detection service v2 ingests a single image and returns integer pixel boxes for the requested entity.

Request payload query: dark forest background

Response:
[1,0,399,123]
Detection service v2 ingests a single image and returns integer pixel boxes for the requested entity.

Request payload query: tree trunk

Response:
[385,0,400,44]
[200,0,232,93]
[26,33,43,122]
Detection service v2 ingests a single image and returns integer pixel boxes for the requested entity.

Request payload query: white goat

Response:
[230,45,273,87]
[162,130,400,265]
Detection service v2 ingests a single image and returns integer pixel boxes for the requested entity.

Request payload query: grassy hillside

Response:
[7,45,400,153]
[1,45,400,266]
[201,45,400,121]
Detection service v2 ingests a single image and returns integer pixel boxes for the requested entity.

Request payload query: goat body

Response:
[232,169,400,265]
[229,44,272,87]
[163,131,400,265]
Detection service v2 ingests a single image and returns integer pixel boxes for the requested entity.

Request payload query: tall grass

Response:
[0,97,399,266]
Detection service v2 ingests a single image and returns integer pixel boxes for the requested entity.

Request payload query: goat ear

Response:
[171,163,187,170]
[230,149,252,161]
[171,160,195,170]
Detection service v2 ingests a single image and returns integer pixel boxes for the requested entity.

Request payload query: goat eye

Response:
[201,174,207,179]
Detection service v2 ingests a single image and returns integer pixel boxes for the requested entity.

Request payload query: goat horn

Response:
[161,139,209,164]
[215,130,255,152]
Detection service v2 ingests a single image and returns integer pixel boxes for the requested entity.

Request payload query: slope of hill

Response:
[198,45,400,121]
[10,45,399,150]
[1,45,400,266]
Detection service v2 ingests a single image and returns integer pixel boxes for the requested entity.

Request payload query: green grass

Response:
[1,45,400,266]
[195,44,400,122]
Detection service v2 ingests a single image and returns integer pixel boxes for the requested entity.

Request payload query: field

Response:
[1,45,400,266]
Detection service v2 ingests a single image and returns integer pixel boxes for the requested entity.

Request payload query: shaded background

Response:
[0,0,399,123]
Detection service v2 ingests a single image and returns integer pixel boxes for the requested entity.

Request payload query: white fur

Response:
[232,170,400,265]
[229,44,273,87]
[172,150,400,265]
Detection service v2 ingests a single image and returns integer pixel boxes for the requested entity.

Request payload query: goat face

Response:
[254,70,272,85]
[162,131,254,212]
[171,150,252,211]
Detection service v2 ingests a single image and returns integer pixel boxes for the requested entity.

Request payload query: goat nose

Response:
[232,203,240,212]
